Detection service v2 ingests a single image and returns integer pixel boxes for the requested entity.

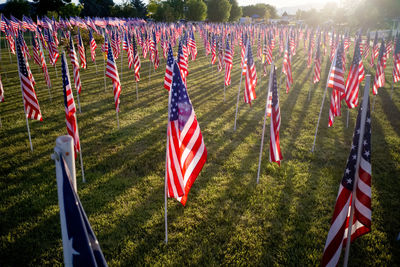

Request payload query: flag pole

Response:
[103,55,107,92]
[343,74,371,267]
[116,109,120,130]
[234,38,249,131]
[148,59,152,86]
[54,63,58,78]
[120,40,123,85]
[7,39,12,64]
[390,81,394,100]
[16,41,34,152]
[346,108,350,128]
[311,55,334,153]
[76,92,82,113]
[257,62,274,184]
[136,81,139,100]
[164,73,173,244]
[308,62,314,101]
[223,83,226,102]
[75,116,85,183]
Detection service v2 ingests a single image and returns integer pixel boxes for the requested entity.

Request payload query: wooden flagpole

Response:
[234,38,249,131]
[343,75,371,267]
[257,62,274,184]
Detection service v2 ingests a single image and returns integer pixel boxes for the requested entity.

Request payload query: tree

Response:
[32,0,71,16]
[59,3,83,17]
[110,2,138,18]
[228,0,242,22]
[167,0,184,20]
[80,0,114,17]
[207,0,231,22]
[242,4,276,19]
[186,0,206,21]
[3,0,31,19]
[132,0,146,18]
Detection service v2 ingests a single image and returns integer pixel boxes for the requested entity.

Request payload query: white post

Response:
[234,39,249,131]
[257,63,274,184]
[343,75,371,267]
[55,135,77,192]
[51,135,76,267]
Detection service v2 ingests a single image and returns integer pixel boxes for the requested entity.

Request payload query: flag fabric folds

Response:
[57,154,107,267]
[345,36,365,109]
[61,53,80,155]
[105,40,122,112]
[321,99,371,267]
[166,61,207,206]
[269,66,282,165]
[373,40,386,95]
[16,35,42,121]
[393,34,400,83]
[164,44,174,91]
[244,42,257,105]
[224,39,233,86]
[282,39,293,94]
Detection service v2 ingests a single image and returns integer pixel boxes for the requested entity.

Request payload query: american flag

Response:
[57,154,107,267]
[224,39,233,86]
[373,40,386,95]
[307,31,314,69]
[164,44,174,91]
[313,36,321,84]
[393,34,400,83]
[244,43,257,105]
[363,32,370,58]
[16,36,42,121]
[345,36,365,108]
[132,34,141,82]
[263,36,272,76]
[328,41,345,127]
[282,39,293,94]
[89,30,97,63]
[177,39,188,86]
[152,31,160,70]
[211,35,217,65]
[370,31,379,66]
[61,53,80,154]
[111,31,119,60]
[217,38,223,72]
[105,40,122,112]
[47,29,59,66]
[36,32,51,88]
[321,100,371,267]
[241,35,247,75]
[166,61,207,206]
[69,34,82,95]
[0,74,4,103]
[77,29,87,69]
[17,33,35,86]
[32,32,41,66]
[269,66,282,165]
[188,31,197,61]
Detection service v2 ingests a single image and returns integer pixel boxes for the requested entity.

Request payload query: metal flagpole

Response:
[136,81,139,100]
[311,55,334,153]
[76,92,82,113]
[257,62,274,184]
[75,116,85,182]
[116,109,120,129]
[16,46,33,152]
[234,38,249,131]
[164,72,173,244]
[343,75,371,267]
[308,62,314,101]
[104,55,107,92]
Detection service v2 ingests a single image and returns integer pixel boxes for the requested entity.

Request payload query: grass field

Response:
[0,34,399,266]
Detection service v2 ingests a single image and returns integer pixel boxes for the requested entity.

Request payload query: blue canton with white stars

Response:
[167,44,174,67]
[341,100,371,190]
[378,39,385,61]
[16,36,28,77]
[335,41,344,69]
[170,62,192,131]
[107,40,114,62]
[353,37,362,65]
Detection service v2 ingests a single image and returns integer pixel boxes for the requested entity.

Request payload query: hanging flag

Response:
[269,66,282,165]
[211,35,217,65]
[244,42,257,105]
[177,39,188,86]
[89,29,97,63]
[188,31,197,61]
[56,154,107,267]
[164,44,174,91]
[393,34,400,83]
[166,61,207,206]
[132,33,141,82]
[372,40,386,95]
[16,35,42,121]
[105,40,122,112]
[321,99,371,267]
[282,39,293,94]
[224,39,233,86]
[77,29,87,69]
[61,53,80,155]
[327,41,345,127]
[0,74,4,103]
[69,34,82,95]
[313,36,321,84]
[345,35,365,108]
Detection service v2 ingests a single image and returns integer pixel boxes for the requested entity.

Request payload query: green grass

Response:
[0,34,399,266]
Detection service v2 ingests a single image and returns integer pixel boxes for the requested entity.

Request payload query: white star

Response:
[364,150,370,157]
[363,140,367,145]
[67,237,80,264]
[345,168,350,174]
[366,117,371,124]
[346,178,352,184]
[352,154,357,160]
[351,144,356,150]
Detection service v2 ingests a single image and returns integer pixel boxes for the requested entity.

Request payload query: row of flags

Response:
[0,14,398,266]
